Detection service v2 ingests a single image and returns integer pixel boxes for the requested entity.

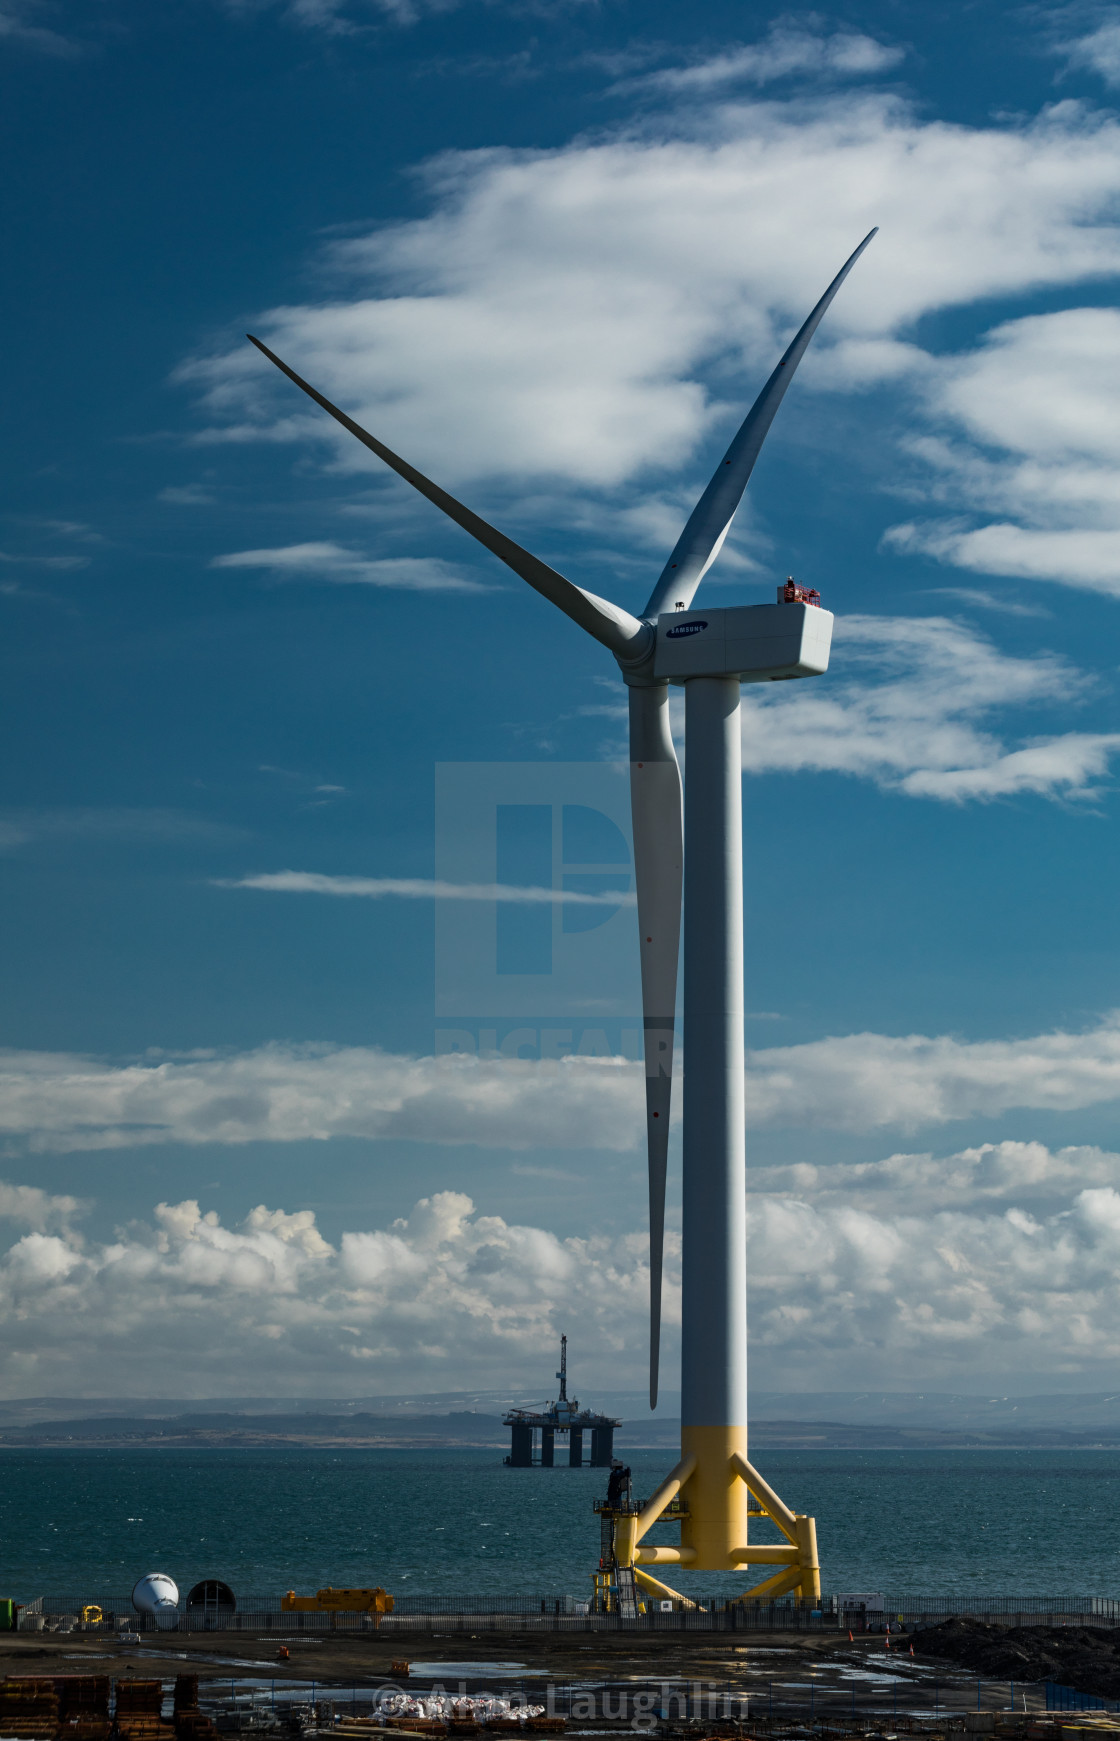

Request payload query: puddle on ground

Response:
[832,1670,920,1685]
[130,1653,290,1672]
[405,1664,547,1680]
[196,1680,376,1699]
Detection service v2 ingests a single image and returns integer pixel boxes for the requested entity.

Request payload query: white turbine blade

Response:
[642,228,877,620]
[247,335,650,662]
[629,682,682,1410]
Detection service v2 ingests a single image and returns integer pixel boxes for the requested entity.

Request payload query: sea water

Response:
[2,1447,1117,1603]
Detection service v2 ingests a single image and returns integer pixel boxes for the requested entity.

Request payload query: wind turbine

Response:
[247,227,875,1599]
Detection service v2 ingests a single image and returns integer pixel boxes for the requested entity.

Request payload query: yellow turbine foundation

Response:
[609,1431,821,1606]
[678,1425,750,1567]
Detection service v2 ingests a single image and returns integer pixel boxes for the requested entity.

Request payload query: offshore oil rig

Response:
[503,1337,621,1468]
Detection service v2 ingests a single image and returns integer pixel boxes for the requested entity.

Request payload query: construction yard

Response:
[2,1621,1117,1738]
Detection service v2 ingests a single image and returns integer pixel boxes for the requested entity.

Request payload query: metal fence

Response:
[1046,1683,1120,1713]
[887,1597,1120,1621]
[19,1592,1120,1634]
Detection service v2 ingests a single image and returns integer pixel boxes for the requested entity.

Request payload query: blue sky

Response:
[5,0,1120,1400]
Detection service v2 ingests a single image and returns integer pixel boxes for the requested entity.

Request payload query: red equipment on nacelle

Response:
[780,576,821,607]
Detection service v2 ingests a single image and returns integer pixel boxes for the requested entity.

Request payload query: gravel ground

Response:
[913,1619,1120,1701]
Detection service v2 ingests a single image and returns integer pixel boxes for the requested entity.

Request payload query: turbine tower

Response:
[248,227,876,1600]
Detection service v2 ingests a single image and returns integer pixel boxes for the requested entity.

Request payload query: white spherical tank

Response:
[132,1573,179,1630]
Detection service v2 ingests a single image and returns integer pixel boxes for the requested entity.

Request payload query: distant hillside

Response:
[0,1411,510,1449]
[2,1409,1120,1449]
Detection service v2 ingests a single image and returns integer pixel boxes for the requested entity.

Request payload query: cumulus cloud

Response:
[211,543,485,592]
[750,1137,1120,1213]
[8,1140,1120,1390]
[6,1014,1120,1156]
[734,613,1120,802]
[0,1188,654,1394]
[0,1182,84,1231]
[219,871,634,904]
[743,1163,1120,1385]
[180,97,1120,506]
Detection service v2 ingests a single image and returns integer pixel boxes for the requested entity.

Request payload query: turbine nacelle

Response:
[653,601,833,685]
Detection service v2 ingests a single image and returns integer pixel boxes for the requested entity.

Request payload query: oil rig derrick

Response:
[503,1336,621,1468]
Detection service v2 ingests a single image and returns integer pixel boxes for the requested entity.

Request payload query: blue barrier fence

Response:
[1047,1682,1120,1713]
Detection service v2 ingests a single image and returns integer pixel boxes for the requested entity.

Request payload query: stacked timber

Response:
[57,1676,111,1741]
[114,1681,174,1741]
[0,1678,60,1738]
[171,1674,219,1741]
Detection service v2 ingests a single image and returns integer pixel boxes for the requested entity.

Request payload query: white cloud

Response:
[1057,20,1120,88]
[0,1045,643,1155]
[181,98,1120,502]
[159,484,217,506]
[734,613,1120,802]
[7,1014,1120,1157]
[931,309,1120,465]
[618,23,904,95]
[889,521,1120,594]
[0,1188,654,1394]
[884,309,1120,597]
[219,870,634,904]
[30,519,101,543]
[0,550,88,571]
[742,1166,1120,1384]
[211,542,486,592]
[0,2,77,55]
[220,613,1115,838]
[0,1182,83,1231]
[747,1018,1120,1131]
[750,1137,1120,1213]
[216,0,394,30]
[8,1141,1120,1391]
[0,808,244,855]
[219,0,607,34]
